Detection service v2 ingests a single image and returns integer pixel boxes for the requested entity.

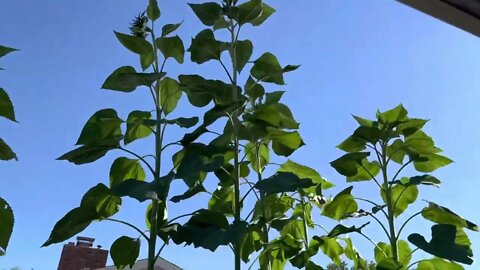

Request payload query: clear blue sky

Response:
[1,0,480,269]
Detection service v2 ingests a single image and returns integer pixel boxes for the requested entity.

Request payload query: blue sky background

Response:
[1,0,480,269]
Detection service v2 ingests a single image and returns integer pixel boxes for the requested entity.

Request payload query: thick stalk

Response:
[148,24,163,270]
[381,142,398,263]
[300,195,310,266]
[229,21,242,270]
[255,143,271,270]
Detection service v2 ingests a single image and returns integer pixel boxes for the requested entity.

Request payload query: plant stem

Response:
[228,19,242,270]
[300,195,310,266]
[380,141,398,263]
[105,218,149,241]
[256,143,271,270]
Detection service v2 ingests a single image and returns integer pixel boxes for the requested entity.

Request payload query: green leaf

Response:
[322,186,358,220]
[265,91,285,105]
[252,194,293,222]
[0,88,16,122]
[125,110,153,144]
[381,184,418,217]
[245,142,269,173]
[109,157,146,188]
[114,31,153,55]
[278,160,334,192]
[387,139,406,164]
[337,135,366,153]
[208,186,235,216]
[398,240,412,267]
[352,115,374,127]
[0,138,17,161]
[140,52,154,70]
[42,207,96,247]
[170,183,206,203]
[251,52,285,85]
[280,219,306,242]
[346,159,380,182]
[229,0,263,25]
[374,242,393,265]
[179,74,235,107]
[0,45,18,58]
[80,184,121,218]
[110,236,140,269]
[330,152,369,177]
[422,202,478,231]
[352,126,381,144]
[398,118,429,136]
[416,258,463,270]
[254,172,315,195]
[408,224,474,265]
[252,103,299,129]
[76,109,122,145]
[251,3,276,26]
[413,154,452,173]
[112,180,156,202]
[188,29,228,64]
[327,223,369,238]
[245,76,264,101]
[147,0,160,21]
[162,21,183,37]
[159,77,182,115]
[241,228,263,263]
[0,197,13,255]
[377,104,408,123]
[320,236,344,265]
[233,39,253,73]
[58,141,119,165]
[156,36,185,64]
[404,131,439,155]
[188,2,222,26]
[270,129,304,157]
[102,66,165,92]
[146,201,168,232]
[161,117,199,128]
[393,175,441,187]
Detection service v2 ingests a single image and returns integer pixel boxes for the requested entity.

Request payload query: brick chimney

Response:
[57,236,108,270]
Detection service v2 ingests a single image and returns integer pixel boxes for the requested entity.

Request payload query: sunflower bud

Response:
[130,12,149,38]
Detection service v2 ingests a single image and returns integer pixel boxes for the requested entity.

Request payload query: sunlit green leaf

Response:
[346,159,380,182]
[80,184,121,218]
[381,184,418,217]
[422,202,478,231]
[416,258,462,270]
[245,142,269,173]
[377,104,408,123]
[320,236,344,265]
[252,194,293,222]
[124,110,153,144]
[270,129,304,157]
[413,154,452,173]
[109,157,146,188]
[322,186,358,220]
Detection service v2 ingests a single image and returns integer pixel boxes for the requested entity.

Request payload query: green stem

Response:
[380,141,398,263]
[300,195,310,266]
[255,143,271,270]
[105,218,149,241]
[397,211,422,239]
[228,20,242,270]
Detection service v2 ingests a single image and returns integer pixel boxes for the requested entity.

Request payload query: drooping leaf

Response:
[0,45,18,58]
[408,224,474,265]
[252,194,293,223]
[0,138,17,161]
[233,39,253,73]
[322,186,358,220]
[188,29,228,64]
[76,109,122,145]
[80,184,121,218]
[125,111,153,144]
[327,223,369,238]
[208,186,235,216]
[381,184,418,217]
[0,88,16,122]
[240,227,263,263]
[161,117,199,128]
[114,32,153,55]
[251,3,275,26]
[170,183,206,203]
[422,202,478,231]
[102,66,165,92]
[279,160,333,189]
[255,172,315,195]
[188,2,222,26]
[109,157,146,188]
[57,141,120,165]
[413,154,452,173]
[229,0,263,25]
[159,77,182,115]
[320,236,344,265]
[147,0,160,21]
[110,236,140,269]
[42,207,96,247]
[245,142,269,173]
[416,258,463,270]
[392,175,441,188]
[250,52,285,85]
[162,21,183,37]
[0,197,13,255]
[270,129,304,157]
[156,36,185,64]
[330,152,369,177]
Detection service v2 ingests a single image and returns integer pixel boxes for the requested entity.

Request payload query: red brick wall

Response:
[57,242,108,270]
